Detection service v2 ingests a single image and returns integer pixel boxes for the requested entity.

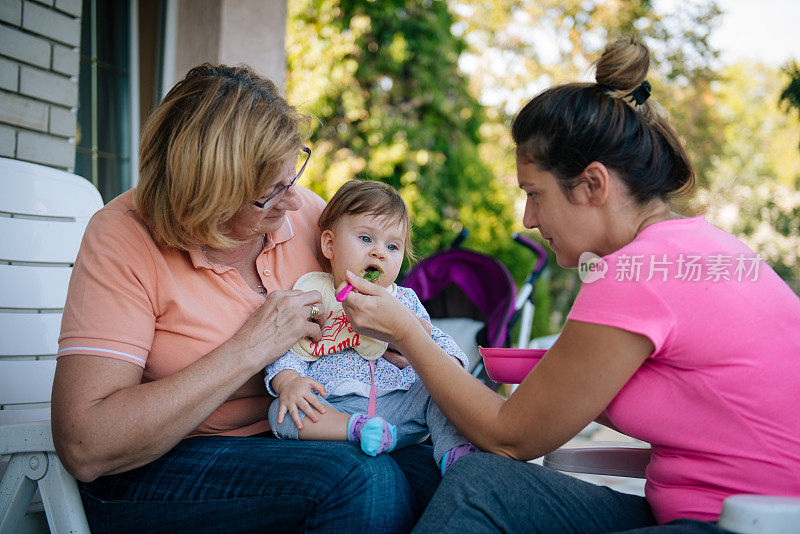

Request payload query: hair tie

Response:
[626,80,651,106]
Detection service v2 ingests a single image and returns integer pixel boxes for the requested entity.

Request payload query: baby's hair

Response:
[319,180,416,261]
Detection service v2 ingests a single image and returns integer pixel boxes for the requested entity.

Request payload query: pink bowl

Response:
[478,347,548,384]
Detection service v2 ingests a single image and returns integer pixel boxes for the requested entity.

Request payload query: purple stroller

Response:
[400,232,547,390]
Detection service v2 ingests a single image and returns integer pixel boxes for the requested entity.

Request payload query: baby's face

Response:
[321,212,407,288]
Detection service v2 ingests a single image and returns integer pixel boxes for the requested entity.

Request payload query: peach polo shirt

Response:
[58,186,327,436]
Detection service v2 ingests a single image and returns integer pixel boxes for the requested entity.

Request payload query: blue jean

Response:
[412,452,733,534]
[269,379,470,463]
[79,433,440,533]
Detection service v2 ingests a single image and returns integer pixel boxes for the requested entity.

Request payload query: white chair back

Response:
[0,157,101,534]
[0,158,102,422]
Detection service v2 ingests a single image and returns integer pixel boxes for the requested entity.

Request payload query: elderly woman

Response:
[52,64,438,533]
[341,38,800,533]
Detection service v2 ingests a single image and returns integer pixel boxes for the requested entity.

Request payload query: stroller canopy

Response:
[400,249,517,348]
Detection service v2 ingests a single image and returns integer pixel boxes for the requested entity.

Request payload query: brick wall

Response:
[0,0,81,171]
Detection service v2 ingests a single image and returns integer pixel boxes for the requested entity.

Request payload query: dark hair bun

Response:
[595,37,650,94]
[512,35,695,203]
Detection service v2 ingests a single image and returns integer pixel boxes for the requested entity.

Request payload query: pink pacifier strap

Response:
[368,359,376,416]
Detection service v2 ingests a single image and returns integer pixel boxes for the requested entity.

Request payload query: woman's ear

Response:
[580,161,611,206]
[320,229,335,260]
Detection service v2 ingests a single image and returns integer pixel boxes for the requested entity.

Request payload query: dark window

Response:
[75,0,131,203]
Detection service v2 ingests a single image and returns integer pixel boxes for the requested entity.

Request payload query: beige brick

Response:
[22,1,80,47]
[19,66,77,107]
[52,45,79,76]
[48,105,75,136]
[17,129,74,168]
[0,0,22,25]
[0,91,48,130]
[0,58,19,91]
[55,0,80,17]
[0,25,51,68]
[0,124,15,157]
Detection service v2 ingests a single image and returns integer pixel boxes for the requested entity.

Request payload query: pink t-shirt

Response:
[568,216,800,523]
[58,187,327,436]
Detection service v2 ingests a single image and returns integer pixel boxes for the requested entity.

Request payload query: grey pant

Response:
[268,379,469,464]
[413,453,731,534]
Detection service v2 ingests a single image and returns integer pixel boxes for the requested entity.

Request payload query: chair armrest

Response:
[719,495,800,534]
[0,420,55,455]
[543,441,651,479]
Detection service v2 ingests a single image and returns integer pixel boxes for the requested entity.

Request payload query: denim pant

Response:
[269,379,470,464]
[79,433,441,534]
[412,452,733,534]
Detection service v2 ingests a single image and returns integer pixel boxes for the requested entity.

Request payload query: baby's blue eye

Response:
[387,244,398,251]
[359,235,371,243]
[527,191,536,199]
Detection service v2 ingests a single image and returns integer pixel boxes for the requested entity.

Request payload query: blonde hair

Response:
[512,36,694,203]
[135,63,308,250]
[318,180,416,262]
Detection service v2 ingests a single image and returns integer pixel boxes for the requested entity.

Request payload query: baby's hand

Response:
[382,348,411,369]
[383,319,431,369]
[382,318,431,368]
[274,374,327,429]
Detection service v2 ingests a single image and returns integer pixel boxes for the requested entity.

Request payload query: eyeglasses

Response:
[252,145,312,210]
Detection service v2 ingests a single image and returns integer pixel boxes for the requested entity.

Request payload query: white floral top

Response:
[264,285,469,398]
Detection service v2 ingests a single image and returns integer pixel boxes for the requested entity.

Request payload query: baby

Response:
[265,180,477,473]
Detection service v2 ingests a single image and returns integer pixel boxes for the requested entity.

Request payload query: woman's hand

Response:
[271,370,328,429]
[338,270,425,352]
[232,289,325,369]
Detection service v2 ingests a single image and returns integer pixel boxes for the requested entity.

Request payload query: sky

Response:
[672,0,800,66]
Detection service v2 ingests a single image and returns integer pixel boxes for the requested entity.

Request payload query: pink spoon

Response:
[336,284,354,302]
[336,268,381,302]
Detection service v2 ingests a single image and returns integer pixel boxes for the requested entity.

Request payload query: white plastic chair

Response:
[0,157,101,533]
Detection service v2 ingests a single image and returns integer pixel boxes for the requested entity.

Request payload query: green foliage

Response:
[287,0,800,339]
[447,0,733,331]
[698,181,800,292]
[531,271,552,338]
[287,0,530,282]
[703,62,800,189]
[696,62,800,291]
[780,61,800,149]
[450,0,725,189]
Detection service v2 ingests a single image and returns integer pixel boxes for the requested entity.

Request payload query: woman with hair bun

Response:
[340,37,800,532]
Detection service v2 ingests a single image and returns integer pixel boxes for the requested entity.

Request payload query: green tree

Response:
[286,0,528,280]
[451,0,724,190]
[705,62,800,189]
[698,62,800,290]
[780,61,800,150]
[287,0,800,341]
[450,0,726,333]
